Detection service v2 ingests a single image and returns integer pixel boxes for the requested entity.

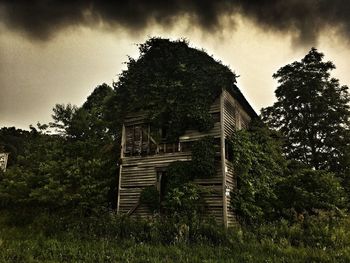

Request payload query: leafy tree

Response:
[262,48,350,172]
[0,127,31,166]
[0,84,119,214]
[77,83,115,141]
[228,120,345,224]
[50,103,78,136]
[50,83,115,141]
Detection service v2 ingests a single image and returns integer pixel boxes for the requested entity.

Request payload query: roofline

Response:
[226,84,259,119]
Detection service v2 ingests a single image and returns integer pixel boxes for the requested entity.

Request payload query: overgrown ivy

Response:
[114,37,237,141]
[166,161,194,190]
[192,136,217,178]
[139,185,160,213]
[228,120,286,224]
[140,136,217,214]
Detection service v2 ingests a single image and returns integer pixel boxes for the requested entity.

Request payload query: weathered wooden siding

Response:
[0,153,9,172]
[118,96,223,221]
[223,89,251,136]
[225,160,236,226]
[119,152,223,221]
[223,90,236,137]
[195,163,223,223]
[119,152,191,215]
[222,89,252,227]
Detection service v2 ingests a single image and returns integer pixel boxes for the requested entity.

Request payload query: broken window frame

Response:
[124,123,180,156]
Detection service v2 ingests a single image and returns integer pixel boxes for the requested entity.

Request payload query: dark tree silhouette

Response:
[262,48,350,173]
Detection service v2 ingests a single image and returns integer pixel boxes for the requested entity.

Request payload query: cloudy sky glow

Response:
[1,1,350,130]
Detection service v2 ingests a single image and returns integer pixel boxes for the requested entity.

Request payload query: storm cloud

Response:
[1,0,350,44]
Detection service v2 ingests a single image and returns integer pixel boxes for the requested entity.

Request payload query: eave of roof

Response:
[226,84,259,119]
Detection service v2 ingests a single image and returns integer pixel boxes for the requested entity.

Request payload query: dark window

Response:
[180,141,193,152]
[125,124,153,156]
[225,139,233,160]
[161,127,167,141]
[211,112,221,122]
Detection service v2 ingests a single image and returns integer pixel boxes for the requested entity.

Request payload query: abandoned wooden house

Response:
[116,84,257,227]
[0,152,9,172]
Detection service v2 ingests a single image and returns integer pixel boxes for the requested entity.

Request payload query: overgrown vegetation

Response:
[109,37,236,141]
[1,39,350,261]
[2,211,350,262]
[229,121,347,225]
[139,185,160,213]
[261,48,350,177]
[228,120,286,224]
[0,84,118,215]
[278,169,346,215]
[229,48,349,228]
[191,136,217,177]
[140,136,216,218]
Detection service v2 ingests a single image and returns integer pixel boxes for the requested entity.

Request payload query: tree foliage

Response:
[164,182,205,217]
[0,84,118,214]
[262,48,350,172]
[50,84,115,141]
[277,169,346,215]
[0,127,31,166]
[229,120,347,224]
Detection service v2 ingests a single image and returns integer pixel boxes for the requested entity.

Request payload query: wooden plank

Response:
[116,124,126,214]
[220,90,228,228]
[123,151,191,162]
[179,122,221,142]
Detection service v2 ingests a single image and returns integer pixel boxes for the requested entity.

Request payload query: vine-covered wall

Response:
[139,137,217,216]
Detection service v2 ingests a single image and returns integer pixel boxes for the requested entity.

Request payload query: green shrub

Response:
[166,161,193,190]
[164,183,206,217]
[139,185,160,213]
[251,212,350,249]
[0,167,32,209]
[191,218,229,245]
[277,169,347,215]
[159,137,216,217]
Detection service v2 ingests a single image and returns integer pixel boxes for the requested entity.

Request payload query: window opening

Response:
[125,124,180,156]
[156,169,168,212]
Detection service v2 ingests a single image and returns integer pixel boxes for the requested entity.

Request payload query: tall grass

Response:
[1,211,350,262]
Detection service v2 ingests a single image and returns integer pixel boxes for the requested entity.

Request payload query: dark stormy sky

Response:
[1,1,350,129]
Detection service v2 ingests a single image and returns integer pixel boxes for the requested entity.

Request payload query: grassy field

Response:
[1,213,350,262]
[2,229,349,262]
